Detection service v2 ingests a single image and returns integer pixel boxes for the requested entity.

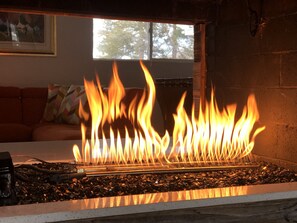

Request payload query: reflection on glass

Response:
[76,186,247,209]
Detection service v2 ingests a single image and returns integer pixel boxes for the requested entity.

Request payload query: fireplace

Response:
[1,0,297,222]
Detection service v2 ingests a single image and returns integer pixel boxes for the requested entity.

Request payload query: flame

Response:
[73,61,265,165]
[169,90,265,164]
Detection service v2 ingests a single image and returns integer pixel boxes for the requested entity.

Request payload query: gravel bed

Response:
[3,162,297,206]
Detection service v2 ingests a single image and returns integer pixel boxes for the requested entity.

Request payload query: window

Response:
[93,19,194,60]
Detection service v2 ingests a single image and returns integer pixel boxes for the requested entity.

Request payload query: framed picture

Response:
[0,12,56,56]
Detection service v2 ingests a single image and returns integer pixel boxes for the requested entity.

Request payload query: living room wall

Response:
[0,15,193,88]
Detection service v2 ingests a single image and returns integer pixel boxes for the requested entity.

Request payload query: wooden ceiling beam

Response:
[0,0,216,24]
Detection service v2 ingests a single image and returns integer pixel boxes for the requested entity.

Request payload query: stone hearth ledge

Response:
[1,141,297,222]
[0,183,297,223]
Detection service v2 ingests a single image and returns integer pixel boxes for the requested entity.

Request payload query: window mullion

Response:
[149,22,153,60]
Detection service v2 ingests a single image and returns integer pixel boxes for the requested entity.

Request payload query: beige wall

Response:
[0,15,193,88]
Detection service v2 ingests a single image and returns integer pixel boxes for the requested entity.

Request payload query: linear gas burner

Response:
[77,161,259,176]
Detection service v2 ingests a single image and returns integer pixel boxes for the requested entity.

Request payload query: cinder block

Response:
[264,0,297,18]
[242,55,280,87]
[206,23,216,38]
[205,87,297,128]
[281,53,297,86]
[218,0,249,24]
[214,11,297,56]
[215,24,260,57]
[275,124,297,163]
[216,88,297,163]
[206,56,215,72]
[206,71,216,88]
[206,37,216,55]
[218,0,297,24]
[204,90,297,163]
[211,54,280,88]
[253,122,278,159]
[203,87,297,163]
[255,88,297,126]
[259,14,297,53]
[204,87,251,114]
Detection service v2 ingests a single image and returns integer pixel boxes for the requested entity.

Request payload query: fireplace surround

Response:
[0,0,297,222]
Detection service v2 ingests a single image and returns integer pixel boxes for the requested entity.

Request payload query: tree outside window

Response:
[93,19,193,60]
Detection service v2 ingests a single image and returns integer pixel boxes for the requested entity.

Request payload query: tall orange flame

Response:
[73,61,265,165]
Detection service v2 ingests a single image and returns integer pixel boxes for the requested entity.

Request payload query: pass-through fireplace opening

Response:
[1,60,295,208]
[1,0,297,222]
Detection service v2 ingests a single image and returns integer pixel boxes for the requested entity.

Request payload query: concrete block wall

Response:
[206,0,297,163]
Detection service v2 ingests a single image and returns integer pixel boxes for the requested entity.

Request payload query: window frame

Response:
[92,20,194,62]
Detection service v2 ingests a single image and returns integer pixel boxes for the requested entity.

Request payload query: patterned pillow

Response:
[56,85,88,125]
[43,84,69,122]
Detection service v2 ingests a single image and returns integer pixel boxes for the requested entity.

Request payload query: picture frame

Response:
[0,12,56,56]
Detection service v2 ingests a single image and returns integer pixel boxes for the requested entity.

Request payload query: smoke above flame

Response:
[73,61,265,165]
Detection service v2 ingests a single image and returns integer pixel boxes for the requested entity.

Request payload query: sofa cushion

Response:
[32,123,85,141]
[22,87,48,126]
[43,84,69,122]
[56,85,87,125]
[0,123,32,142]
[0,87,22,123]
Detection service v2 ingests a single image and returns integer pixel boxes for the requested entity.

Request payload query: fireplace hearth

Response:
[0,0,297,222]
[1,140,297,223]
[12,160,297,205]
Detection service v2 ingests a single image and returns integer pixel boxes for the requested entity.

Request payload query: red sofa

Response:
[0,86,81,142]
[0,86,164,143]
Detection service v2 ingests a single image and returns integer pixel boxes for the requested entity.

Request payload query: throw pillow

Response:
[43,84,69,122]
[56,85,88,125]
